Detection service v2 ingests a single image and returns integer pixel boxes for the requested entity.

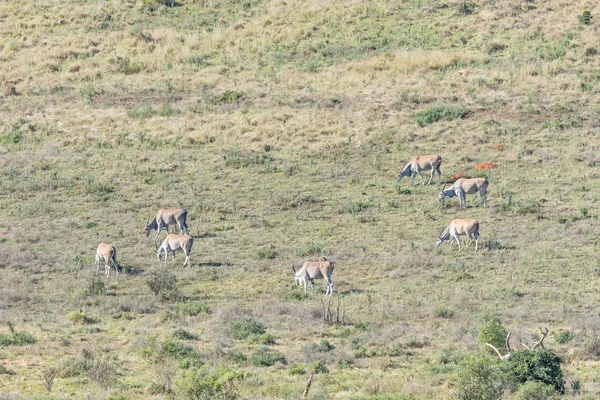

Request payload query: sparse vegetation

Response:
[0,0,598,397]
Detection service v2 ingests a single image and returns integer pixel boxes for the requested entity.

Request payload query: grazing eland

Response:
[144,208,189,240]
[436,219,480,252]
[396,154,442,185]
[95,243,119,277]
[156,234,194,267]
[438,178,488,208]
[292,258,334,295]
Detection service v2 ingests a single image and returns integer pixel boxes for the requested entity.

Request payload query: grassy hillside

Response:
[1,0,599,398]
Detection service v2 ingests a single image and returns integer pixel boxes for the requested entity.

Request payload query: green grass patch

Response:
[414,104,470,126]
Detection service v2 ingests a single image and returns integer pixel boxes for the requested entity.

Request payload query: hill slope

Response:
[0,0,599,398]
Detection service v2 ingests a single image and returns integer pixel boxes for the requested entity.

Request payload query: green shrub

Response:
[289,364,307,375]
[209,90,245,105]
[286,289,311,301]
[434,306,455,319]
[0,364,15,375]
[229,317,265,340]
[454,353,506,400]
[161,340,204,368]
[315,339,334,352]
[248,332,276,345]
[554,330,575,344]
[55,356,94,378]
[178,301,211,316]
[478,313,508,354]
[512,381,558,400]
[312,360,329,374]
[226,350,247,364]
[504,350,564,393]
[66,310,98,325]
[127,105,155,119]
[579,11,592,25]
[0,331,36,347]
[414,104,470,126]
[250,346,286,366]
[176,368,237,400]
[146,268,180,301]
[173,328,199,341]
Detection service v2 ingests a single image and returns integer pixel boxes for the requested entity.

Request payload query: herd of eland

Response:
[93,153,492,295]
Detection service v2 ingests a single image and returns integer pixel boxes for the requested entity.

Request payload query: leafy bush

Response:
[478,313,508,354]
[66,310,98,325]
[312,360,329,374]
[289,364,307,375]
[250,346,286,366]
[434,306,455,318]
[0,364,15,375]
[512,381,557,400]
[229,317,266,340]
[87,359,116,389]
[226,350,247,364]
[209,90,245,105]
[454,353,506,400]
[315,339,334,352]
[414,104,470,126]
[176,368,237,400]
[146,268,180,301]
[0,331,36,347]
[55,356,94,378]
[579,11,592,25]
[248,332,276,345]
[504,350,564,393]
[554,330,575,344]
[173,328,199,341]
[178,301,211,316]
[161,340,204,368]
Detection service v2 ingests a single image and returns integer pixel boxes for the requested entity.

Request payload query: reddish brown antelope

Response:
[436,219,480,252]
[144,208,189,240]
[438,178,488,208]
[95,243,119,277]
[292,258,334,295]
[396,154,442,185]
[156,234,194,267]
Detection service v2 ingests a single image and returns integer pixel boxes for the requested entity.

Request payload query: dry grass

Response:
[0,0,600,398]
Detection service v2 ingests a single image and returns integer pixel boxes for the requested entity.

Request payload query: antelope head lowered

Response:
[292,257,335,295]
[396,155,442,185]
[145,208,189,240]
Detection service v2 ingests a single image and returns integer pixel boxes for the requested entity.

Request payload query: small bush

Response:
[161,340,204,368]
[312,360,329,374]
[0,364,15,375]
[87,359,116,389]
[128,105,155,119]
[287,289,311,301]
[257,248,278,260]
[173,329,199,341]
[229,317,266,340]
[178,301,211,316]
[209,90,245,105]
[454,353,506,400]
[554,330,575,344]
[66,310,98,325]
[315,339,334,352]
[176,368,237,400]
[0,331,36,347]
[504,350,564,393]
[226,350,247,364]
[249,332,276,345]
[250,346,286,366]
[146,268,180,301]
[434,306,455,319]
[414,104,470,126]
[477,313,508,354]
[296,242,328,257]
[289,364,307,375]
[512,381,558,400]
[579,11,592,25]
[55,356,94,378]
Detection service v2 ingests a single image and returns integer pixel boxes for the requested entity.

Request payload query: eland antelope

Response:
[145,208,189,240]
[396,154,442,185]
[292,258,334,295]
[438,178,488,208]
[156,234,194,267]
[95,243,119,277]
[436,219,480,252]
